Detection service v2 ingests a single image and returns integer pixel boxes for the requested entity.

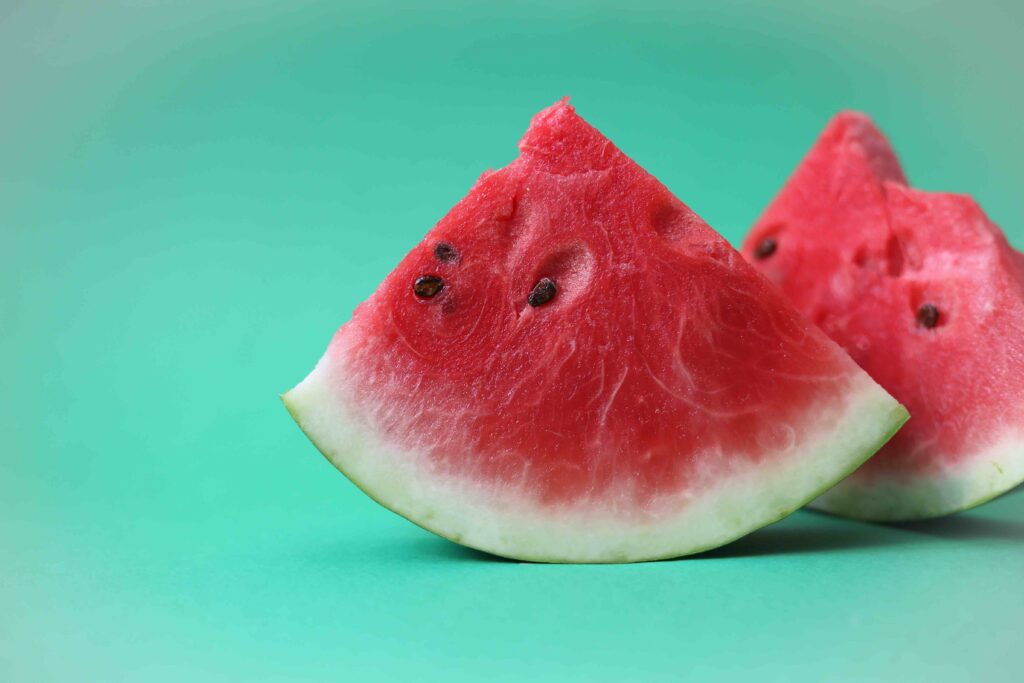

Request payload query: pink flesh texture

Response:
[744,112,1024,483]
[327,100,867,511]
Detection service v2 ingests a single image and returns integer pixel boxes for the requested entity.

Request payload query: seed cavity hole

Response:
[434,242,458,263]
[652,201,702,242]
[852,234,904,276]
[413,275,444,299]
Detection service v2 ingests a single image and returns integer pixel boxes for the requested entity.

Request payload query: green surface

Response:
[3,1,1022,680]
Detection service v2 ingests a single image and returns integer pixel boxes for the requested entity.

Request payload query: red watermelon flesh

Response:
[284,101,906,562]
[743,111,1024,521]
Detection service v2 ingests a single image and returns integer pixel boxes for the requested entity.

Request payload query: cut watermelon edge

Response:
[810,434,1024,521]
[283,355,909,563]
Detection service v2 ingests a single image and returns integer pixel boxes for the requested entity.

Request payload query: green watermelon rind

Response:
[811,436,1024,521]
[282,357,908,563]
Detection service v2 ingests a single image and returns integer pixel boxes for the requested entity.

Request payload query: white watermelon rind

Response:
[811,435,1024,521]
[283,357,908,563]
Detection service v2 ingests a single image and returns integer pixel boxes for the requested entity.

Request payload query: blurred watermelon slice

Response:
[284,101,906,561]
[744,112,1024,520]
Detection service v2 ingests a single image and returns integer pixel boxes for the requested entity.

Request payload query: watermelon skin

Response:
[743,112,1024,521]
[284,101,907,562]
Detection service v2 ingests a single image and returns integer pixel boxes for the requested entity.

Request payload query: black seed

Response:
[527,278,557,307]
[413,275,444,299]
[434,242,458,263]
[754,237,777,259]
[916,303,940,329]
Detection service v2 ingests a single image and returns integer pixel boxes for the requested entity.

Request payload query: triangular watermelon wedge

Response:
[284,101,907,562]
[744,112,1024,520]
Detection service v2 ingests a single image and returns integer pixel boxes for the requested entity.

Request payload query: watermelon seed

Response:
[434,242,458,263]
[916,303,940,329]
[528,278,557,307]
[413,275,444,299]
[754,237,777,259]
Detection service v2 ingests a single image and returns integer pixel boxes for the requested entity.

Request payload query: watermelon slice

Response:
[284,101,906,562]
[743,111,1024,521]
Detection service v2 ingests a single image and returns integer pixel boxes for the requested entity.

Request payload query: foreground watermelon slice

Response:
[743,112,1024,521]
[284,101,906,562]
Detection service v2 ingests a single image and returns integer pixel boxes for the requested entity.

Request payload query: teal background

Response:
[3,1,1023,680]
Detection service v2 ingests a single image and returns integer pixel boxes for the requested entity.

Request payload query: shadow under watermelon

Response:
[886,514,1024,542]
[692,517,908,560]
[696,506,1024,560]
